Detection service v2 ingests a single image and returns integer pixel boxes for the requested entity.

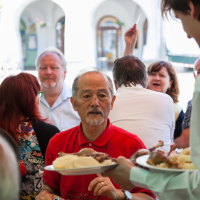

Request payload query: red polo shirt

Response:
[43,120,156,200]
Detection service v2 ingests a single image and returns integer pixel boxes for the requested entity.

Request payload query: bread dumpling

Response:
[53,155,78,169]
[65,156,100,169]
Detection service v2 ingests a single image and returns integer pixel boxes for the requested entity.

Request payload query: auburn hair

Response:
[148,61,179,103]
[0,73,45,142]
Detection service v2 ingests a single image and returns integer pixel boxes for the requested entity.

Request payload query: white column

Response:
[133,0,162,62]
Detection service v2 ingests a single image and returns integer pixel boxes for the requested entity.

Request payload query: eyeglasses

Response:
[38,91,43,98]
[67,177,99,200]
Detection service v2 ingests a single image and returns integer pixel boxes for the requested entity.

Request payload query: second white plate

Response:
[136,155,197,173]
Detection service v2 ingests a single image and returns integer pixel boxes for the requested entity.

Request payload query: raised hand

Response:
[123,24,137,56]
[124,24,137,46]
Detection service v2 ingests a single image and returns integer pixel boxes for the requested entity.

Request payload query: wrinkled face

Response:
[148,67,172,93]
[71,72,115,126]
[38,53,66,89]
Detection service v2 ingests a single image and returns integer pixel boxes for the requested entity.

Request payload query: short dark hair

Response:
[161,0,200,21]
[72,67,114,99]
[112,55,147,88]
[148,61,179,103]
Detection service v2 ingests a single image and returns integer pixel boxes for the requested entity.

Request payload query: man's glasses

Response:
[67,178,99,200]
[38,91,43,98]
[67,190,99,200]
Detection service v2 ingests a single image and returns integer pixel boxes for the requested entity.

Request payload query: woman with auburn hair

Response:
[147,61,184,139]
[0,73,60,199]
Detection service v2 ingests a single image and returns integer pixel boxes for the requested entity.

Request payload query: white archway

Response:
[0,0,65,69]
[90,0,164,64]
[92,0,148,66]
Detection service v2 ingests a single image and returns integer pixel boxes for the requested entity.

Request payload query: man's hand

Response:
[124,24,137,46]
[102,156,135,191]
[36,191,63,200]
[35,186,64,200]
[174,127,190,149]
[88,174,125,200]
[123,24,137,56]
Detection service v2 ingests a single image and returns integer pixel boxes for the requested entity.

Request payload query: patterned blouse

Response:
[182,100,192,130]
[17,122,45,200]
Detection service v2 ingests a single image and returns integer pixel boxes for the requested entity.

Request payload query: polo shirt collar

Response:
[62,82,72,100]
[40,82,71,108]
[78,119,113,147]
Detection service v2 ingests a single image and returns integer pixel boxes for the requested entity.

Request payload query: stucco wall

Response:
[0,0,163,69]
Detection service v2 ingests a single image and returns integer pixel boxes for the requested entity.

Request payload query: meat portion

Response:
[58,148,116,164]
[58,148,96,157]
[58,152,70,157]
[147,149,168,165]
[130,140,164,165]
[75,148,96,156]
[148,141,164,152]
[87,152,115,163]
[76,148,116,163]
[147,149,179,168]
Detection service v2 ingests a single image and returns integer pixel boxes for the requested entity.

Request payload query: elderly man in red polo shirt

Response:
[36,68,155,200]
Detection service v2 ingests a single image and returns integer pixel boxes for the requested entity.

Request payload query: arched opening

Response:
[19,0,65,69]
[56,16,65,54]
[20,11,37,69]
[96,16,122,70]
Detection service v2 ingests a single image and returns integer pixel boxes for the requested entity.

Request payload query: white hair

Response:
[35,47,67,70]
[72,67,114,99]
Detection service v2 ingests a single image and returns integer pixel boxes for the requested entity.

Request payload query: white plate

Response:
[44,164,118,176]
[136,155,197,173]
